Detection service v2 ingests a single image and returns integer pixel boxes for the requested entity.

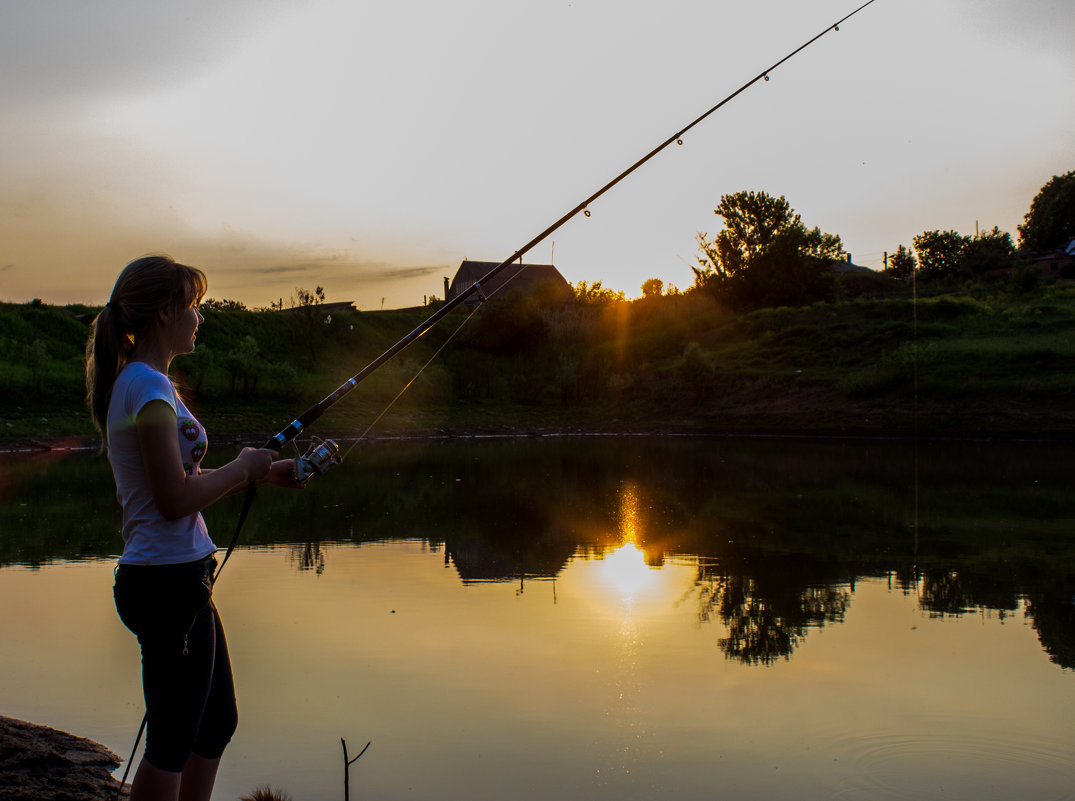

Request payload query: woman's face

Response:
[169,300,204,355]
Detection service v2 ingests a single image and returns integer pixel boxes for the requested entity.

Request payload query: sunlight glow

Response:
[593,483,658,602]
[596,541,658,602]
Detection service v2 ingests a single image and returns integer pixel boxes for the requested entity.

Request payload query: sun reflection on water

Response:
[591,483,660,604]
[595,540,658,602]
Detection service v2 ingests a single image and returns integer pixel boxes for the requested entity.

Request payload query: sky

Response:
[1,0,1072,309]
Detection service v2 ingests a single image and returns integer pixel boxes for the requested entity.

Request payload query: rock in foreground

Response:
[0,715,126,800]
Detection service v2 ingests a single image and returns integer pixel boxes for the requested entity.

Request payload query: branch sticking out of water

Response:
[341,737,371,801]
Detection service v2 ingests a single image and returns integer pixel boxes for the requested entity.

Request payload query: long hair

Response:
[85,255,207,447]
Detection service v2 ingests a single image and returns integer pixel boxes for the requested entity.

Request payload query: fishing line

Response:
[340,298,482,459]
[336,256,535,459]
[912,249,919,574]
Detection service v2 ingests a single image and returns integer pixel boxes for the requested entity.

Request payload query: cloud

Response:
[354,265,446,283]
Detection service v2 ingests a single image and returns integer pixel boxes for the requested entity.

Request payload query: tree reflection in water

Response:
[290,541,326,574]
[696,554,851,665]
[5,435,1075,669]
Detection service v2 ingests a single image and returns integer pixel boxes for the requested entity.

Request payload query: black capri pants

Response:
[113,555,238,773]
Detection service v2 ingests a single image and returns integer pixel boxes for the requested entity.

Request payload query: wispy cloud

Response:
[353,265,446,283]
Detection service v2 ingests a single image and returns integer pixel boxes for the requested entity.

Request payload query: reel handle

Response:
[294,438,342,484]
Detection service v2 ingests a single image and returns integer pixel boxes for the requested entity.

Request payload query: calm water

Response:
[1,435,1074,800]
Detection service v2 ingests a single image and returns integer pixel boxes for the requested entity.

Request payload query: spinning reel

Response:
[293,437,342,484]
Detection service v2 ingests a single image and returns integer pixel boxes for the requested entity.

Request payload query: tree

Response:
[293,286,328,362]
[201,298,248,312]
[180,343,214,393]
[223,335,262,394]
[913,230,967,277]
[696,191,801,282]
[962,226,1015,275]
[641,278,664,298]
[1018,170,1075,252]
[296,286,326,308]
[882,245,916,281]
[694,190,843,308]
[912,227,1016,280]
[572,280,625,306]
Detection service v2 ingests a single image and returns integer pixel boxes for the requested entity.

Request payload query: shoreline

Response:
[6,421,1075,456]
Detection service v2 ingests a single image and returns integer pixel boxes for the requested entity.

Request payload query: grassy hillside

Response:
[4,280,1075,445]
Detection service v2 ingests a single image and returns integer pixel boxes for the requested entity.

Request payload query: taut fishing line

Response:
[337,257,545,461]
[114,1,881,789]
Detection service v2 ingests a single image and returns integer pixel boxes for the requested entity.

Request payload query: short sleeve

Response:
[124,366,177,420]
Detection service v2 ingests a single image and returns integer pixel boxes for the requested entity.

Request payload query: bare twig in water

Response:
[341,738,371,801]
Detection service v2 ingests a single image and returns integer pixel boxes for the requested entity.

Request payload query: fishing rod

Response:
[272,0,878,474]
[118,8,883,786]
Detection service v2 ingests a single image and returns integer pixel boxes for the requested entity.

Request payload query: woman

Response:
[86,255,302,801]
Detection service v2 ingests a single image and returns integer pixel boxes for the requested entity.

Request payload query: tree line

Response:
[669,170,1075,312]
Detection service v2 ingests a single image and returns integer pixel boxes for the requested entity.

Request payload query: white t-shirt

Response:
[107,361,216,565]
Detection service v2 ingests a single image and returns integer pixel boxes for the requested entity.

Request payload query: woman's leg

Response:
[130,757,181,801]
[181,604,237,801]
[190,603,238,760]
[127,747,221,801]
[178,753,222,801]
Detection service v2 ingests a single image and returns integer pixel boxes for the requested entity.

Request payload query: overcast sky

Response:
[1,0,1072,309]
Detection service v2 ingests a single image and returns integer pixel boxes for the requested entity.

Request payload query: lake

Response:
[1,435,1074,800]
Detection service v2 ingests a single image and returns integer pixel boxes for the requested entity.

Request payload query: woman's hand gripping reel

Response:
[293,437,342,485]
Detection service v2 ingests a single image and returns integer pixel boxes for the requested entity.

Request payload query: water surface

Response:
[1,436,1073,800]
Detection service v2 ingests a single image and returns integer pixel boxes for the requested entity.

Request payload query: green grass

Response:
[6,282,1075,444]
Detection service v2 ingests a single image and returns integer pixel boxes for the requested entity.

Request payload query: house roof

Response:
[446,261,573,304]
[827,258,874,275]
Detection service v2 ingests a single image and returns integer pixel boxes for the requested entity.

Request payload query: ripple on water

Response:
[828,727,1075,801]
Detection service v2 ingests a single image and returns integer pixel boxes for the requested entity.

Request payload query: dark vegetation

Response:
[2,171,1073,444]
[5,279,1075,444]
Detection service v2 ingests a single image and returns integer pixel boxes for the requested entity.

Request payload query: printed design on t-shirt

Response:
[178,417,207,476]
[179,418,200,442]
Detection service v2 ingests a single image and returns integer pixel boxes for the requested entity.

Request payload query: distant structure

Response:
[828,253,874,274]
[1027,238,1075,277]
[444,260,573,305]
[985,238,1075,279]
[274,300,356,313]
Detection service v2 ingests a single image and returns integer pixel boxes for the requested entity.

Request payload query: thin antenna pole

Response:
[261,0,880,451]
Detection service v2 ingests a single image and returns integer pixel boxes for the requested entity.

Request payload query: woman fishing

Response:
[86,254,303,801]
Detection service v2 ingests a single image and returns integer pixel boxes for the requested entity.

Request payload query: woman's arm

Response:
[136,400,276,520]
[201,459,306,496]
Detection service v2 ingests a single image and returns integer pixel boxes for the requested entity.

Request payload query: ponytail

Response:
[85,255,207,450]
